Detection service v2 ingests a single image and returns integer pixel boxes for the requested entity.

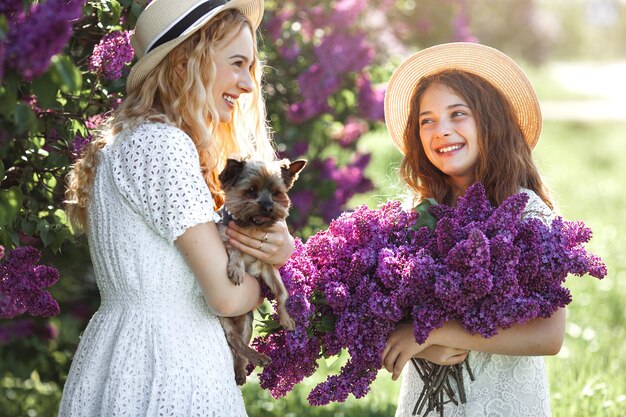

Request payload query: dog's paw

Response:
[248,351,271,367]
[234,369,248,386]
[279,315,296,332]
[227,262,245,285]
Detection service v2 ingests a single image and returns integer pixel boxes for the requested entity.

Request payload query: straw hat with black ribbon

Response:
[384,42,542,154]
[126,0,264,94]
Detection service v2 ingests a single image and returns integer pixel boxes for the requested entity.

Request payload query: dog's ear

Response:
[280,159,307,190]
[219,159,246,189]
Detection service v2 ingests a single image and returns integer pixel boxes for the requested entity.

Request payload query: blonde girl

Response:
[60,1,293,416]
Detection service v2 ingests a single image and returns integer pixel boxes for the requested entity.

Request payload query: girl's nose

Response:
[436,121,452,138]
[238,71,253,94]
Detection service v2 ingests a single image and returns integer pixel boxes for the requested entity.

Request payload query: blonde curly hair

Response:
[65,9,274,233]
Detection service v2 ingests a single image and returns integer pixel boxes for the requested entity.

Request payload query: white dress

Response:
[58,122,248,417]
[395,190,555,417]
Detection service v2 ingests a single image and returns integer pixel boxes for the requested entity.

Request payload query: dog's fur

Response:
[217,157,306,385]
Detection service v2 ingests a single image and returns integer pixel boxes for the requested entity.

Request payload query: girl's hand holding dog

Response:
[225,219,295,266]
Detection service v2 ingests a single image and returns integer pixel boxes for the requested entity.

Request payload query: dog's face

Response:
[218,158,307,227]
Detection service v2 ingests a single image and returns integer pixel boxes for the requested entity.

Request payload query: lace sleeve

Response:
[519,189,555,226]
[110,122,221,242]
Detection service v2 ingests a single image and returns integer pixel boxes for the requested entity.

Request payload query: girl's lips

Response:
[223,94,237,108]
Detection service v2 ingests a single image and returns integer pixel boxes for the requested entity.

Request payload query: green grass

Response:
[243,120,626,416]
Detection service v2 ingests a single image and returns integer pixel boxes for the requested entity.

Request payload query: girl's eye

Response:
[420,118,433,126]
[232,60,243,68]
[451,111,467,118]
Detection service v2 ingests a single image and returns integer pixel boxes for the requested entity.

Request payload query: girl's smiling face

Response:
[418,82,479,192]
[211,26,255,123]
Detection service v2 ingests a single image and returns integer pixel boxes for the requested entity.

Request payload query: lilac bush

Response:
[0,246,60,319]
[253,184,606,405]
[4,0,86,81]
[264,0,396,232]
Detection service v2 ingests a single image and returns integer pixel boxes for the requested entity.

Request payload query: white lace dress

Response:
[58,122,248,417]
[395,190,555,417]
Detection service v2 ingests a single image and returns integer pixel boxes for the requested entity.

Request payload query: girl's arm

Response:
[175,222,263,317]
[383,309,566,380]
[431,308,566,355]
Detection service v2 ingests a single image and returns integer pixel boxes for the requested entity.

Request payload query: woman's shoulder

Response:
[112,121,196,156]
[518,188,554,223]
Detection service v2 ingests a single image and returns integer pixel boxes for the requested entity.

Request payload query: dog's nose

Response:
[261,200,273,213]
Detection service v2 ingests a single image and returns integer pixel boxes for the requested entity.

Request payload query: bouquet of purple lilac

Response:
[252,183,606,407]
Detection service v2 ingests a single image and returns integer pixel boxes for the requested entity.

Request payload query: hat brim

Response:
[384,42,542,154]
[126,0,263,94]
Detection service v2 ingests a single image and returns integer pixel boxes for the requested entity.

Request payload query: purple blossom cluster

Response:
[0,246,61,319]
[356,73,386,122]
[254,201,432,404]
[316,153,373,223]
[0,318,58,344]
[71,133,93,160]
[270,2,381,125]
[3,0,85,81]
[252,183,606,405]
[88,31,134,80]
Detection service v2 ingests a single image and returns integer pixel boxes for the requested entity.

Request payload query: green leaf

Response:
[50,55,83,93]
[0,227,10,248]
[49,226,74,253]
[21,218,37,235]
[255,315,283,335]
[31,72,61,110]
[0,186,23,226]
[412,198,439,231]
[13,103,37,133]
[314,314,336,333]
[0,79,18,117]
[101,0,122,28]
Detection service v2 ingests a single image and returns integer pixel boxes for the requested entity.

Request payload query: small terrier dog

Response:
[217,157,306,385]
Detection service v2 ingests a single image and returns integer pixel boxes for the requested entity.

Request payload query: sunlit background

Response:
[0,1,624,416]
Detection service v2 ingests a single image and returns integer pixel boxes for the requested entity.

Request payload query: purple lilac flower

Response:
[0,41,5,80]
[0,319,36,344]
[314,32,374,76]
[356,73,385,122]
[71,133,92,160]
[265,10,293,42]
[254,183,606,404]
[88,31,134,80]
[317,154,373,223]
[451,0,479,43]
[333,117,368,147]
[278,41,301,62]
[0,246,61,319]
[0,0,23,17]
[5,0,85,81]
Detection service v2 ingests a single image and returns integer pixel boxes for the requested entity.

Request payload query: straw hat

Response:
[384,42,542,153]
[127,0,264,94]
